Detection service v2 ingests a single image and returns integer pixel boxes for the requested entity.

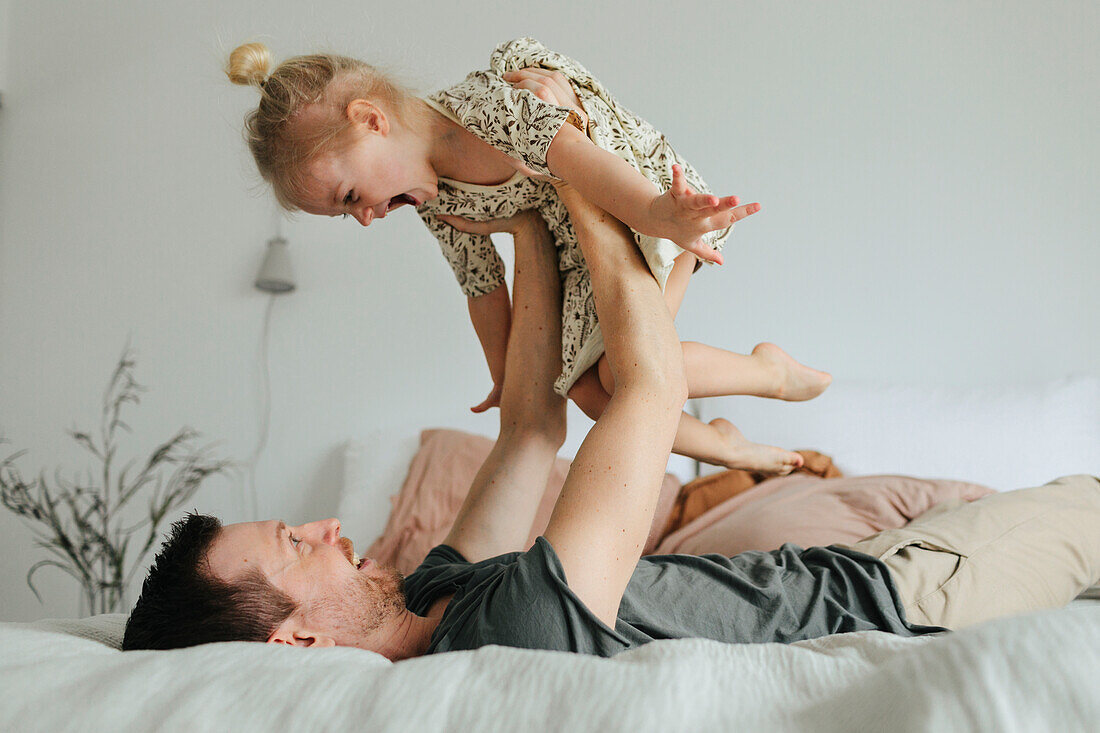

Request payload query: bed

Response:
[2,377,1098,732]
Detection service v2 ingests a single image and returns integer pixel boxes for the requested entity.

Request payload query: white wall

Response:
[0,0,8,102]
[1,1,1097,621]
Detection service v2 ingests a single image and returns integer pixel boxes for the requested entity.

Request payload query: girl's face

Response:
[299,100,439,226]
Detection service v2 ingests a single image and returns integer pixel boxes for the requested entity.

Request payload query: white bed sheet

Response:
[2,603,1097,732]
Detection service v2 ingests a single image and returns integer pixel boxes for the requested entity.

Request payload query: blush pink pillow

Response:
[367,429,683,574]
[655,474,994,556]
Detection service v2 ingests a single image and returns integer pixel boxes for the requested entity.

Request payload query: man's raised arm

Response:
[441,211,568,563]
[541,184,689,627]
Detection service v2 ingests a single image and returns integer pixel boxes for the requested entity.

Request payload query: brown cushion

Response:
[663,451,843,536]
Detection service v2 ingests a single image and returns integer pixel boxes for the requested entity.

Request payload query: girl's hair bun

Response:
[226,42,273,88]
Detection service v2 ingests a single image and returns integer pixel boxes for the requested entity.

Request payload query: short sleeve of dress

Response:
[432,39,588,178]
[417,207,506,297]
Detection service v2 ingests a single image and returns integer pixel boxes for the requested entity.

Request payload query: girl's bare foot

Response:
[751,342,832,401]
[710,418,803,476]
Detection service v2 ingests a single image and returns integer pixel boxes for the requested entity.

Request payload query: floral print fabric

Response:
[416,37,733,395]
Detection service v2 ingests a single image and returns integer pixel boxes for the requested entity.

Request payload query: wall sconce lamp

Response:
[254,237,296,293]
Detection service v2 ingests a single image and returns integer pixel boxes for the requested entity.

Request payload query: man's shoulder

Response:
[419,543,468,567]
[425,537,634,656]
[404,543,529,615]
[404,544,471,616]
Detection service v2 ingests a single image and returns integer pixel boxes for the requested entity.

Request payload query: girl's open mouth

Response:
[387,193,419,211]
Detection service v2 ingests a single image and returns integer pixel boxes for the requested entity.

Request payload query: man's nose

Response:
[354,207,374,227]
[299,518,340,545]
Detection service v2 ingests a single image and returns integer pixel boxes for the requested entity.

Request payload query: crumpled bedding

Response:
[1,603,1097,732]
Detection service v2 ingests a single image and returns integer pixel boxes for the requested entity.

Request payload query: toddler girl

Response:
[227,36,830,474]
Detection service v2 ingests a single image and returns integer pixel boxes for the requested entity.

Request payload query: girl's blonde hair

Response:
[225,42,429,211]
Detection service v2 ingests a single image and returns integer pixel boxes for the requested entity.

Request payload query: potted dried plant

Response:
[0,347,231,616]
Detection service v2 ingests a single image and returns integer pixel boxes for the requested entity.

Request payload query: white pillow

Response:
[698,376,1100,491]
[339,428,425,549]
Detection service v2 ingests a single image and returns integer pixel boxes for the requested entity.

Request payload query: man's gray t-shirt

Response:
[403,536,943,657]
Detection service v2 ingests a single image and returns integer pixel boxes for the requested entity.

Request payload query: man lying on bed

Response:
[122,84,1100,659]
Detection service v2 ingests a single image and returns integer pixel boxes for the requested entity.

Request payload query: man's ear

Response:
[267,616,337,648]
[345,99,388,134]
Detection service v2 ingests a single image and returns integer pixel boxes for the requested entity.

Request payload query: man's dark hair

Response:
[122,513,298,651]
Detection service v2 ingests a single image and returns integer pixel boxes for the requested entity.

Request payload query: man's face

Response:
[205,518,405,648]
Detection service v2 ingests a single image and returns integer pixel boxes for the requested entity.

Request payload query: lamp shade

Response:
[255,237,295,293]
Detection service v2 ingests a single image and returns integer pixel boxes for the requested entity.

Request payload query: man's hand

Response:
[502,68,589,131]
[498,67,590,182]
[646,165,761,265]
[438,209,544,236]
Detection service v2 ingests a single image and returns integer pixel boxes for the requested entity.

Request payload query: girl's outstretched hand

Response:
[649,164,762,265]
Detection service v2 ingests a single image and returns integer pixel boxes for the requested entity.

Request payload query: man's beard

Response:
[314,564,407,638]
